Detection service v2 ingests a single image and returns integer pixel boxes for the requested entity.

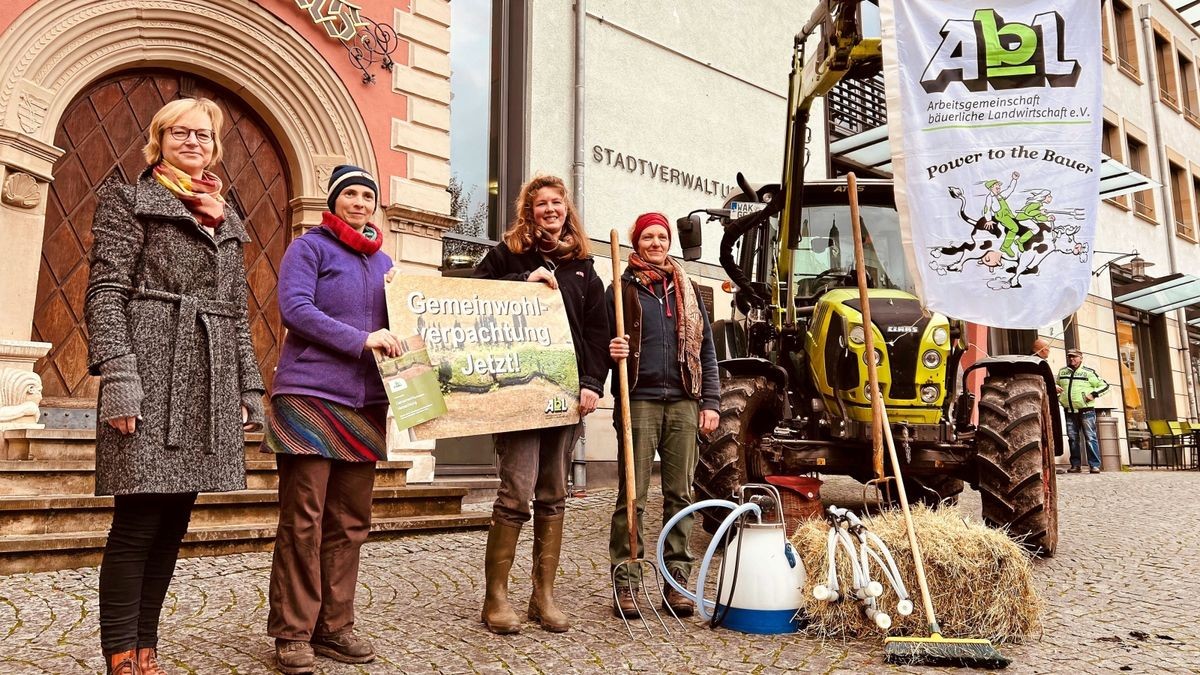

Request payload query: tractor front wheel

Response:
[693,375,783,533]
[976,372,1059,557]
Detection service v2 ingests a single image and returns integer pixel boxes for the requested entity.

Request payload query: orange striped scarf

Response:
[152,161,226,228]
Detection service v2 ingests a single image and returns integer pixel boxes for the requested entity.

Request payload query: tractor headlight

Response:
[922,349,942,368]
[864,386,873,401]
[849,325,866,345]
[920,385,940,403]
[863,348,883,366]
[932,326,949,346]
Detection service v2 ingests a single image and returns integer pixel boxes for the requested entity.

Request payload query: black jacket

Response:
[606,269,719,410]
[473,242,608,395]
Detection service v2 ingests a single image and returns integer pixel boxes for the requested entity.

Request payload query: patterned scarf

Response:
[152,161,226,228]
[322,211,383,255]
[627,252,705,398]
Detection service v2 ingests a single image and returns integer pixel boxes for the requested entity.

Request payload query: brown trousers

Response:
[267,453,376,641]
[491,423,583,527]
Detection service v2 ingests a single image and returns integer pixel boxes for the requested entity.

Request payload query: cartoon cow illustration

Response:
[930,185,1088,288]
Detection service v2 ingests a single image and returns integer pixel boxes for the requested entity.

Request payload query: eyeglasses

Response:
[165,126,214,144]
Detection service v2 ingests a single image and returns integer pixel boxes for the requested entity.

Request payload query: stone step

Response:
[0,459,412,496]
[0,512,492,575]
[0,486,466,536]
[431,476,500,504]
[2,428,266,461]
[2,428,96,460]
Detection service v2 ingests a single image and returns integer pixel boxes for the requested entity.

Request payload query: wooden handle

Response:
[847,173,885,482]
[610,231,639,560]
[847,172,940,632]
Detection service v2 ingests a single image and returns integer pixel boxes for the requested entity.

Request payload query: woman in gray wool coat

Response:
[84,97,263,675]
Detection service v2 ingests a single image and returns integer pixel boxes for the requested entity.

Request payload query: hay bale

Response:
[790,505,1042,643]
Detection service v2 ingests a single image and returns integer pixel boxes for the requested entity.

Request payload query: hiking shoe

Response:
[1067,466,1082,473]
[662,570,695,617]
[613,586,640,619]
[1089,467,1101,474]
[311,631,375,664]
[274,640,314,675]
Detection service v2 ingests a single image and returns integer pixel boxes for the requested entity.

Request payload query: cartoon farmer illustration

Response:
[1013,188,1056,250]
[982,171,1021,257]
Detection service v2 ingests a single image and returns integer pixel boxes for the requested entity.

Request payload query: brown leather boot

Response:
[136,647,166,675]
[481,521,522,634]
[527,514,570,632]
[662,569,696,617]
[106,649,140,675]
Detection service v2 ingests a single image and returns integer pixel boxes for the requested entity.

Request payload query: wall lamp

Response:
[1092,250,1154,280]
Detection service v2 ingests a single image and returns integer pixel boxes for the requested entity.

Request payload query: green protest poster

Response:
[384,276,580,441]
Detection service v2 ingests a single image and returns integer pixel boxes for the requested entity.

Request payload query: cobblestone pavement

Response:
[2,470,1199,674]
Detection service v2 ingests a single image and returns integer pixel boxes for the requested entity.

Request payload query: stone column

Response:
[382,204,457,481]
[0,130,62,342]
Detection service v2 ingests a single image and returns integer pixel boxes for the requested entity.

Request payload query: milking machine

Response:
[657,484,806,634]
[812,505,913,629]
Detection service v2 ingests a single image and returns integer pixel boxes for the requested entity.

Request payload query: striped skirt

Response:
[265,394,388,462]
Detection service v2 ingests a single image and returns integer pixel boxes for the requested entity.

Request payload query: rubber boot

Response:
[1017,228,1035,251]
[527,514,570,632]
[1000,229,1018,257]
[106,649,140,675]
[481,521,522,634]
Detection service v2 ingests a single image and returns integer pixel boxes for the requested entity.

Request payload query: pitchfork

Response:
[609,230,683,637]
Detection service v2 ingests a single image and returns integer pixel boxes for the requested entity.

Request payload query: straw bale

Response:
[790,505,1042,643]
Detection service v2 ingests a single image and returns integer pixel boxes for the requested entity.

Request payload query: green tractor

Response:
[676,0,1062,555]
[679,179,1061,556]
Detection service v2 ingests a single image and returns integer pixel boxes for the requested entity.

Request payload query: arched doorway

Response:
[33,70,291,404]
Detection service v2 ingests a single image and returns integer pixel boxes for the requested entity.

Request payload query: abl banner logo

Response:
[921,9,1081,93]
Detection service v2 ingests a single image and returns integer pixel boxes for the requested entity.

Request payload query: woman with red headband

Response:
[607,212,720,619]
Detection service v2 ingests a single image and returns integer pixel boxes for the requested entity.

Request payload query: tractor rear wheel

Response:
[693,375,783,533]
[976,372,1059,557]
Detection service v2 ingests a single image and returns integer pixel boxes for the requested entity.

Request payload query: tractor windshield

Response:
[791,204,915,298]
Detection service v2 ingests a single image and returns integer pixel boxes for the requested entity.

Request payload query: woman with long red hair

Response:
[472,175,608,634]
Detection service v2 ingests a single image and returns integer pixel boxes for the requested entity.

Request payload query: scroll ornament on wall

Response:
[0,368,43,427]
[294,0,399,84]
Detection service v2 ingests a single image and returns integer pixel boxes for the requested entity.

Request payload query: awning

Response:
[829,124,892,174]
[828,124,1158,199]
[1113,273,1200,314]
[1098,156,1160,199]
[1168,1,1200,29]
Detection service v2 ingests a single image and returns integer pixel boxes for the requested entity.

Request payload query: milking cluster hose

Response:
[813,505,913,629]
[656,499,764,622]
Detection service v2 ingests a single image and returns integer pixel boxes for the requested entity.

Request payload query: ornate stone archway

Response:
[0,0,376,423]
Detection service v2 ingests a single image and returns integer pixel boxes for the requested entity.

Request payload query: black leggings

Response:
[98,492,197,655]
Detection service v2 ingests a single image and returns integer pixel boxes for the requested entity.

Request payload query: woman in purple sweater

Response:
[265,165,403,674]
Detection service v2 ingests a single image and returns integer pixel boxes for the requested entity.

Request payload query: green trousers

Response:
[609,399,699,585]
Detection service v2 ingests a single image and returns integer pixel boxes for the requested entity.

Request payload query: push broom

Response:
[845,172,1010,669]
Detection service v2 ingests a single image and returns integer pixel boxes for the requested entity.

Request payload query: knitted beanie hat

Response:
[630,212,672,245]
[327,164,379,213]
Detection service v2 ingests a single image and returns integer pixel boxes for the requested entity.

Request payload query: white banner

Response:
[881,0,1101,328]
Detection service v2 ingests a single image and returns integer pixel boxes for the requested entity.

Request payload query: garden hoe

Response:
[846,173,1010,669]
[609,230,680,638]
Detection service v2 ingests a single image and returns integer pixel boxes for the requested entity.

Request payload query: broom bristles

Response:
[884,634,1011,669]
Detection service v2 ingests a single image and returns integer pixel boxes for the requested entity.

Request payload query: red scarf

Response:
[322,211,383,255]
[627,252,705,398]
[152,161,226,228]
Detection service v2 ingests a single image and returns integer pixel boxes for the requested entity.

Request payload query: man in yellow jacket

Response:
[1057,349,1110,473]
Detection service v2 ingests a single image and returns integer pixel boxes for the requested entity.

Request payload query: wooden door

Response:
[34,71,291,403]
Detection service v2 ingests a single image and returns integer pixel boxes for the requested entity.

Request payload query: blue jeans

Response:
[1064,409,1101,469]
